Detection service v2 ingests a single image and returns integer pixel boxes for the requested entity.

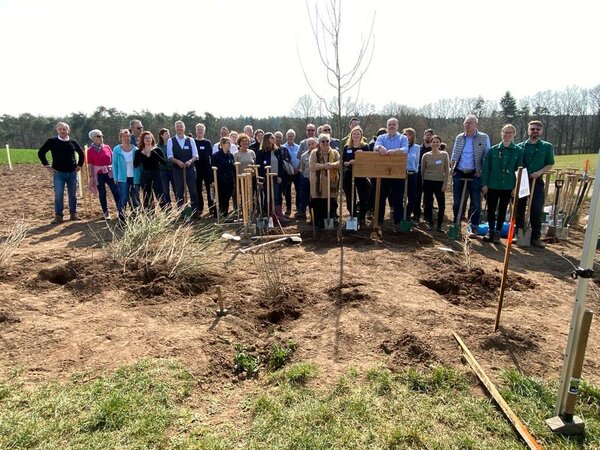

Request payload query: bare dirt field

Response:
[1,164,599,424]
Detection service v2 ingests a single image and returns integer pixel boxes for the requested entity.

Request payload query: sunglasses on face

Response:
[323,128,331,132]
[529,127,542,131]
[320,140,330,144]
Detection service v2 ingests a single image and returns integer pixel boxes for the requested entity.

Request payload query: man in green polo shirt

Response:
[516,120,555,248]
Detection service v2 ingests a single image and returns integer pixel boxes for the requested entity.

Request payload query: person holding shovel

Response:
[310,133,340,230]
[481,124,523,243]
[257,132,288,225]
[450,114,490,237]
[298,137,317,221]
[421,135,449,232]
[515,120,555,248]
[342,126,370,225]
[38,122,85,224]
[167,120,199,217]
[213,137,236,216]
[86,129,120,220]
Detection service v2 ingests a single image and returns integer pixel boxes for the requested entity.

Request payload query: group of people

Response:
[38,115,554,248]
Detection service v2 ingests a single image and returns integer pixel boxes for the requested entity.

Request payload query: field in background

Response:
[1,148,599,175]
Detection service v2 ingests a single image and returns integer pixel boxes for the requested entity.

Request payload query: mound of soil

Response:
[0,310,20,324]
[481,326,542,353]
[419,265,536,306]
[381,333,438,369]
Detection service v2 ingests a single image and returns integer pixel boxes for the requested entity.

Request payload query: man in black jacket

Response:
[194,123,213,216]
[38,122,84,224]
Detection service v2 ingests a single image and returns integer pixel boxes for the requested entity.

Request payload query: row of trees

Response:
[1,85,599,154]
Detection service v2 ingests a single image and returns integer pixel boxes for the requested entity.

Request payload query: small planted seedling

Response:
[233,344,260,378]
[267,341,298,371]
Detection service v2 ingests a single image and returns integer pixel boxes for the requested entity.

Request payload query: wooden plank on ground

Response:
[452,331,543,450]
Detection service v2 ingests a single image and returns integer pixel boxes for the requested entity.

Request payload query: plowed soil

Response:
[1,164,599,424]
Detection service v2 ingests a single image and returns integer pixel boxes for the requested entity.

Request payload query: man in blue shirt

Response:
[450,115,490,236]
[374,118,409,225]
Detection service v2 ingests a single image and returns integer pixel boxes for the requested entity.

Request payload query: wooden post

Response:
[494,167,523,332]
[212,166,220,222]
[5,144,13,171]
[453,332,543,450]
[373,178,381,230]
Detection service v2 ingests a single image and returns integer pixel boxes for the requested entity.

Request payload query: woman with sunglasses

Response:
[87,129,120,220]
[310,133,340,229]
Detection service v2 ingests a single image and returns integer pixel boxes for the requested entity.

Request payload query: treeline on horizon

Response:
[1,84,599,154]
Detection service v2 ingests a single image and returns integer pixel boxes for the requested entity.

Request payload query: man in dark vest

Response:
[167,120,199,215]
[194,123,214,216]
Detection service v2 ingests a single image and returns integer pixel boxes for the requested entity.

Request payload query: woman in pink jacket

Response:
[87,129,120,220]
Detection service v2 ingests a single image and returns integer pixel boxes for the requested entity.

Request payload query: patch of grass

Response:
[267,340,297,371]
[499,369,600,449]
[554,153,597,177]
[268,362,318,387]
[0,148,41,165]
[98,205,220,278]
[0,359,194,449]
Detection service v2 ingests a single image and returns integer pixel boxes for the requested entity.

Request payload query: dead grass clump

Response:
[0,219,29,268]
[98,206,220,279]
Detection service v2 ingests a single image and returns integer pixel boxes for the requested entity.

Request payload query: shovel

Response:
[181,166,194,220]
[516,178,537,247]
[255,177,268,230]
[265,166,274,229]
[546,178,564,238]
[324,169,335,230]
[345,175,358,231]
[448,178,470,240]
[399,172,412,233]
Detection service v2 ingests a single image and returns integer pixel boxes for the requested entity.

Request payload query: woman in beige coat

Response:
[309,133,340,229]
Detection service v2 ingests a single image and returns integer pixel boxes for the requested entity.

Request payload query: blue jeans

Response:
[160,169,175,205]
[117,177,139,219]
[298,174,311,214]
[53,170,78,216]
[97,173,120,215]
[452,171,481,226]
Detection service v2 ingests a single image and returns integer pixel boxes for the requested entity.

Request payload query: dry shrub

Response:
[252,248,285,299]
[99,206,220,278]
[0,219,29,268]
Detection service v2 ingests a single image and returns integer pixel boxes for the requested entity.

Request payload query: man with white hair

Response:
[38,122,85,224]
[129,119,144,146]
[282,129,301,217]
[167,120,199,215]
[450,114,490,236]
[374,118,409,225]
[243,125,254,143]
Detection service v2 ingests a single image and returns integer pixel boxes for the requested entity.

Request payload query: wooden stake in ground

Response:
[5,144,13,171]
[452,331,543,450]
[494,167,523,332]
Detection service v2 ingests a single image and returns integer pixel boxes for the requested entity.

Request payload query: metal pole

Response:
[554,150,600,418]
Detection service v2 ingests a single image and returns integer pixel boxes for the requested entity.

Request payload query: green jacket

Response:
[519,139,555,173]
[481,142,523,190]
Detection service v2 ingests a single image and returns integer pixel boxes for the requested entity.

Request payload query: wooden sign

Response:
[353,152,407,179]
